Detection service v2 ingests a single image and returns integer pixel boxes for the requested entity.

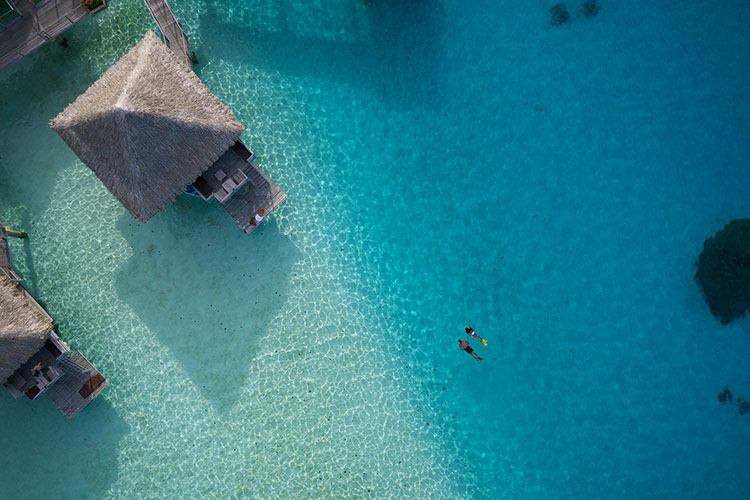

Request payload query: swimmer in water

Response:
[458,339,483,364]
[465,326,487,346]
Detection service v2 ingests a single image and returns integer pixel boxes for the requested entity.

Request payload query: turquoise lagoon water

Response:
[1,0,750,498]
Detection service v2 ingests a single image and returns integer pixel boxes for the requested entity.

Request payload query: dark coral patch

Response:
[739,398,750,416]
[582,0,601,17]
[550,4,571,26]
[695,219,750,325]
[718,387,733,404]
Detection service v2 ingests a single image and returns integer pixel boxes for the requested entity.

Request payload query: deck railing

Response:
[142,0,191,67]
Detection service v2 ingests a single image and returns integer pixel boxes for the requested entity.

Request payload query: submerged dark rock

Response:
[582,0,601,17]
[718,387,733,404]
[550,4,570,26]
[739,398,750,415]
[695,219,750,325]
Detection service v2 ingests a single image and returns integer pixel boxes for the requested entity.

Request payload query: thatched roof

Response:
[50,30,244,222]
[0,274,54,384]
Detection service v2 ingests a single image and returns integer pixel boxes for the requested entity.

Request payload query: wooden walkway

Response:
[0,223,9,270]
[0,0,91,73]
[142,0,191,68]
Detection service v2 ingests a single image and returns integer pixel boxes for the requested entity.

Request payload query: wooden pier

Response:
[0,223,10,271]
[222,163,287,234]
[142,0,191,68]
[0,0,95,73]
[191,140,287,234]
[45,351,108,418]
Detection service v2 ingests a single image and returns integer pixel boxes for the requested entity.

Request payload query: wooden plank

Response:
[142,0,190,68]
[220,162,287,234]
[46,351,107,418]
[0,223,10,270]
[0,0,91,73]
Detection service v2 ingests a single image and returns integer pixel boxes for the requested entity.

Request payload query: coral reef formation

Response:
[718,387,750,416]
[582,0,601,17]
[550,4,570,26]
[695,219,750,325]
[718,387,733,404]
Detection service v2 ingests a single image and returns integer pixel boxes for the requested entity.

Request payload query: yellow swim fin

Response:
[481,338,488,346]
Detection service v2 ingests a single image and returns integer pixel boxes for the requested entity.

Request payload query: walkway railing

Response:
[142,0,191,68]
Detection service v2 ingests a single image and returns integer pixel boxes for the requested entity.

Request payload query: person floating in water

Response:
[458,340,483,364]
[465,326,487,346]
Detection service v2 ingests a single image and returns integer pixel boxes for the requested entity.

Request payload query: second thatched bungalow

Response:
[50,30,285,234]
[0,222,107,418]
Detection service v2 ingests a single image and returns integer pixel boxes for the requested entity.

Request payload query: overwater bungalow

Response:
[50,30,286,234]
[0,0,109,73]
[0,222,107,418]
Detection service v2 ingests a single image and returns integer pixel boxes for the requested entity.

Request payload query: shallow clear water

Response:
[1,0,750,498]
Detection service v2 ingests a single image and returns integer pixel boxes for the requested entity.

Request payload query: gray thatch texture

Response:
[50,30,244,222]
[0,274,54,384]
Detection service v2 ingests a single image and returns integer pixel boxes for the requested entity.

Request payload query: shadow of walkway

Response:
[0,395,129,499]
[114,196,300,413]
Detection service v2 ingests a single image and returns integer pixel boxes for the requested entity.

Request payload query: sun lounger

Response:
[222,177,238,192]
[214,185,231,203]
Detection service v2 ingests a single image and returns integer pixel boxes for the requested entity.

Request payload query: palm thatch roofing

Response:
[50,30,244,222]
[0,274,54,384]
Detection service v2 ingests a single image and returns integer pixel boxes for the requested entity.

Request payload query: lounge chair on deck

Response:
[214,185,231,203]
[222,177,238,192]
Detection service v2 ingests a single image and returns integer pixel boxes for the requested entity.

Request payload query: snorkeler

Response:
[465,326,487,346]
[458,340,483,364]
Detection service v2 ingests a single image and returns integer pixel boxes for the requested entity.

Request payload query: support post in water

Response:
[3,227,27,239]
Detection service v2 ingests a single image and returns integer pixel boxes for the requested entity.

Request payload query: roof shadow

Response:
[0,395,129,499]
[0,20,117,222]
[113,195,300,413]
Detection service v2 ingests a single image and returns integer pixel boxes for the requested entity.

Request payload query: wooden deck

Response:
[192,142,256,203]
[0,0,94,73]
[3,313,108,418]
[190,140,286,234]
[221,162,287,234]
[142,0,191,68]
[0,223,10,270]
[46,351,108,418]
